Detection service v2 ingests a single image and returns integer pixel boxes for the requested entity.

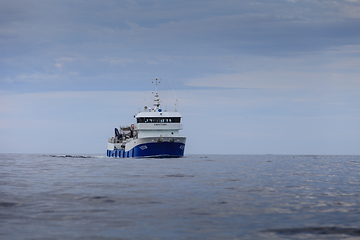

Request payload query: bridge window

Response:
[137,117,181,123]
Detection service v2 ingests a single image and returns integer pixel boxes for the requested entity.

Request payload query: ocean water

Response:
[1,154,360,240]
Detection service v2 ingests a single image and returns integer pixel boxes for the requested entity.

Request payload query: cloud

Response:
[1,86,359,154]
[185,70,360,91]
[1,0,360,154]
[4,72,60,84]
[185,44,360,92]
[2,0,360,58]
[340,4,360,18]
[99,57,135,66]
[185,72,304,90]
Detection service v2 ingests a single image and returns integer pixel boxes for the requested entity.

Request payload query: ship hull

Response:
[107,139,185,158]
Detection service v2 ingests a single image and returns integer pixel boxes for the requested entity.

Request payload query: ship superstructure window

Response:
[137,117,181,123]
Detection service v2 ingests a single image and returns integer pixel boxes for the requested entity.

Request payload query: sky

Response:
[1,0,360,155]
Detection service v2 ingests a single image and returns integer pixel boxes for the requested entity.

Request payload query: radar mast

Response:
[152,78,162,112]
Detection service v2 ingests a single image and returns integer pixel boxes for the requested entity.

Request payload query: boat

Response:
[106,78,186,158]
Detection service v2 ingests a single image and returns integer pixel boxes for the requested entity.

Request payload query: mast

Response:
[152,78,161,112]
[153,77,160,93]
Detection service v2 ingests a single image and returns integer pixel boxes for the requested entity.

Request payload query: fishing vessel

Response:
[107,78,186,158]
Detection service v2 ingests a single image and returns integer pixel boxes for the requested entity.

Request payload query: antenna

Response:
[152,78,161,93]
[166,77,178,111]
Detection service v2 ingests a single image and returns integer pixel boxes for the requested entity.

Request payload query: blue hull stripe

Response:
[107,142,185,158]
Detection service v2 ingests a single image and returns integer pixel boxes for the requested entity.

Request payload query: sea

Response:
[1,154,360,240]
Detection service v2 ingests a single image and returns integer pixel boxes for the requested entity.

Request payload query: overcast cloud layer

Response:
[1,0,360,154]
